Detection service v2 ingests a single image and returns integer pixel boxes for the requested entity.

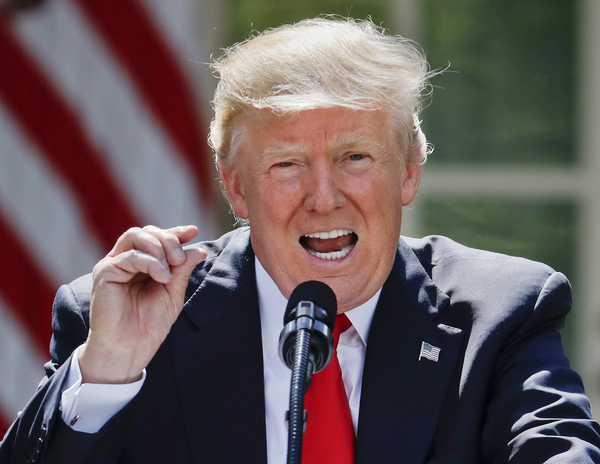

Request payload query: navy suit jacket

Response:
[2,228,600,463]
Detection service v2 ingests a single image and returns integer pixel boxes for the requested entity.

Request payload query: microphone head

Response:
[284,280,337,330]
[279,280,338,374]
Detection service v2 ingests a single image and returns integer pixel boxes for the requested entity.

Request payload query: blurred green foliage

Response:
[420,198,576,278]
[421,0,575,166]
[227,0,390,45]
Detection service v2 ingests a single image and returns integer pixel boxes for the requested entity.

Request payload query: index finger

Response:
[164,225,199,245]
[140,225,199,267]
[108,225,197,267]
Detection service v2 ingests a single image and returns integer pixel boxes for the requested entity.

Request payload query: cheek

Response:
[241,177,272,217]
[367,178,404,235]
[362,171,403,211]
[246,183,302,246]
[257,182,305,219]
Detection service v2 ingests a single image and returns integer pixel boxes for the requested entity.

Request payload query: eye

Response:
[341,152,372,172]
[348,153,366,161]
[269,160,303,181]
[345,153,372,165]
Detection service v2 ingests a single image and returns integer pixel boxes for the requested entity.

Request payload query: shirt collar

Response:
[255,257,380,360]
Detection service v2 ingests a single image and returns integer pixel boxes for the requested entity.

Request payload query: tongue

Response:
[305,234,353,253]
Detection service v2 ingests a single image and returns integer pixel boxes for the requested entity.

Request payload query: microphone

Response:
[278,280,338,381]
[278,281,337,464]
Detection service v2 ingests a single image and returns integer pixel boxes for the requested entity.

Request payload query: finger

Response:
[96,249,173,285]
[143,225,198,267]
[114,225,199,268]
[109,227,168,265]
[165,225,199,245]
[171,247,207,285]
[169,246,207,287]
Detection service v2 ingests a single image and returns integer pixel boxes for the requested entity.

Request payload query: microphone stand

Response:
[286,328,315,464]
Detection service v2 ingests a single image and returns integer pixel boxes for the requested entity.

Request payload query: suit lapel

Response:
[356,239,464,464]
[169,232,268,464]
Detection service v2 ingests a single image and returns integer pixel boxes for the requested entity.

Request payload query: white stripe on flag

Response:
[143,0,206,67]
[0,296,47,421]
[143,0,215,128]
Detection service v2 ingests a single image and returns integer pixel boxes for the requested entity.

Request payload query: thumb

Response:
[170,246,207,292]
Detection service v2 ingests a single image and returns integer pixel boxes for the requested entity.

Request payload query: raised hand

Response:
[78,225,207,384]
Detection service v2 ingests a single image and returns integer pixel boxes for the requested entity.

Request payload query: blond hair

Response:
[210,17,433,169]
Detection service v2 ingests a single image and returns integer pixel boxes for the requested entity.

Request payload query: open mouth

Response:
[299,229,358,260]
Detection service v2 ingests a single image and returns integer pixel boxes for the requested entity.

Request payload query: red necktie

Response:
[302,314,355,464]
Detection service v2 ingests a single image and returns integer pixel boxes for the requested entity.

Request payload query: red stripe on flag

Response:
[76,0,214,202]
[0,13,141,251]
[0,214,54,356]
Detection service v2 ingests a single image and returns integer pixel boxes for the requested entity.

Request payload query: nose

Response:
[303,161,346,213]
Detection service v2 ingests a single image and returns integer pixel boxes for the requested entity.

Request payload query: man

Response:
[2,17,600,463]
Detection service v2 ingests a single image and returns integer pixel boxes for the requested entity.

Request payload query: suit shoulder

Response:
[51,274,93,363]
[402,234,557,278]
[400,235,570,315]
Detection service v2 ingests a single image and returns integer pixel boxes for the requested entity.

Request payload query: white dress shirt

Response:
[60,257,380,464]
[255,259,379,464]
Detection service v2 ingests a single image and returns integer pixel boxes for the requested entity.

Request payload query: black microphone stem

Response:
[280,281,337,464]
[287,328,311,464]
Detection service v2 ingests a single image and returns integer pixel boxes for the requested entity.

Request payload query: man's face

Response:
[220,108,420,313]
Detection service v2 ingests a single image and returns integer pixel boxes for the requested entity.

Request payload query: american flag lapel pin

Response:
[419,341,441,362]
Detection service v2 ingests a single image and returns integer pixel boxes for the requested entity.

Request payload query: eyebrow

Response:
[262,143,308,159]
[331,132,387,154]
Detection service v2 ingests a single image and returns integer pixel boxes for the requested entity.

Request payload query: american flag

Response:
[419,342,441,362]
[0,0,218,437]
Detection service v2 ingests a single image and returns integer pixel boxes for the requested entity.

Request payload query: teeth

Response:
[305,229,352,240]
[308,244,354,260]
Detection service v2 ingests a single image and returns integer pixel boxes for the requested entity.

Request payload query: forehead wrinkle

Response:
[261,133,383,160]
[256,112,390,160]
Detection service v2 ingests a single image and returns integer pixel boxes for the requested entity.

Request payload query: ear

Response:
[401,162,421,206]
[218,160,249,219]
